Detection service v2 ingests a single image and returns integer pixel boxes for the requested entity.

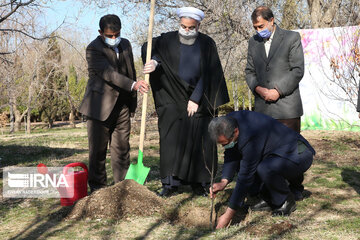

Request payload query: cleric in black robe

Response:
[142,7,229,196]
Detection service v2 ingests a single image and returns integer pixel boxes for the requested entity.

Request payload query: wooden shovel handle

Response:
[138,0,156,154]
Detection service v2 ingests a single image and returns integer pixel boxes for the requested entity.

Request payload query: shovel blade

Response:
[125,150,150,185]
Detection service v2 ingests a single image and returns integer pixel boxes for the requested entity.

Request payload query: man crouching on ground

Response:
[208,111,315,229]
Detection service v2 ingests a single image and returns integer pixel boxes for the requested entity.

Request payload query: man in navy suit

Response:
[208,111,315,229]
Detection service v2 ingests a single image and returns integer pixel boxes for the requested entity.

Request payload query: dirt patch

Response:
[174,206,214,228]
[302,130,360,165]
[245,220,294,236]
[67,179,165,220]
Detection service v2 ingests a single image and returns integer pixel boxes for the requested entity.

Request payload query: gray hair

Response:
[208,116,238,141]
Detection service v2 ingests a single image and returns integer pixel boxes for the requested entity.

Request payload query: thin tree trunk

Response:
[27,108,31,134]
[14,104,21,132]
[9,102,14,133]
[65,75,76,128]
[248,88,252,111]
[232,80,238,111]
[69,109,76,128]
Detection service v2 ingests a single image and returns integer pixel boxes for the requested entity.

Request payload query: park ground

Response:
[0,119,359,240]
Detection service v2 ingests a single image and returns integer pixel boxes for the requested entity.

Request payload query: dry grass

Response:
[0,124,359,239]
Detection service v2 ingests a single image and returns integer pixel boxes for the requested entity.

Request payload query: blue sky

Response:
[42,1,132,43]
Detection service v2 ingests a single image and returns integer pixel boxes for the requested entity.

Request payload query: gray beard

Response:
[178,34,197,45]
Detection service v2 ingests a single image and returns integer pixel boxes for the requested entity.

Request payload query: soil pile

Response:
[67,179,165,220]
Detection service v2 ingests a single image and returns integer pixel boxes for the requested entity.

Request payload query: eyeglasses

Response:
[180,24,197,31]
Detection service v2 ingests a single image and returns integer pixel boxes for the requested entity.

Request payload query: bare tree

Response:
[307,0,360,28]
[327,27,360,108]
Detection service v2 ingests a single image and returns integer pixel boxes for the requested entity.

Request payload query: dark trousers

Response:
[277,117,301,133]
[277,117,303,196]
[256,147,313,206]
[87,104,130,190]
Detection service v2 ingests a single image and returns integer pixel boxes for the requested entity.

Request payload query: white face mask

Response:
[178,26,198,39]
[104,36,121,48]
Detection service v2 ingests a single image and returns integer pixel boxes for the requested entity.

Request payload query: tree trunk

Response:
[308,0,321,28]
[69,109,76,128]
[9,102,14,133]
[14,104,21,132]
[232,80,239,111]
[27,108,31,134]
[308,0,342,28]
[48,120,53,129]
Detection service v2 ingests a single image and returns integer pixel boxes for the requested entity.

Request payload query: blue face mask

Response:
[257,28,272,39]
[104,36,121,48]
[223,141,237,149]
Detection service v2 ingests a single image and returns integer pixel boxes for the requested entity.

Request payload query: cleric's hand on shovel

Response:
[143,59,158,74]
[133,80,149,94]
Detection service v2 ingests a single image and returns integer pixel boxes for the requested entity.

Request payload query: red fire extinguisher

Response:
[59,162,88,206]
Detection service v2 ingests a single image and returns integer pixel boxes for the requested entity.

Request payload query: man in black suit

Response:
[79,14,148,192]
[208,111,315,229]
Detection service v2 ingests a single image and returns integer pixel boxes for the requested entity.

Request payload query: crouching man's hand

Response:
[209,179,229,199]
[216,207,236,229]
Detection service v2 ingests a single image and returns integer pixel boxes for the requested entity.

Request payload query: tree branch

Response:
[0,0,36,24]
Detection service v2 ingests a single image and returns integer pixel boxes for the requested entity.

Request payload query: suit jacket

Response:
[79,36,137,121]
[221,111,315,208]
[245,26,304,119]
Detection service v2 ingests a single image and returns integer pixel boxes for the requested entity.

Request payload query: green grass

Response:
[1,128,360,239]
[326,218,360,234]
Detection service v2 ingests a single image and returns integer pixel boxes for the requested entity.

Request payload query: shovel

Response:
[125,0,156,185]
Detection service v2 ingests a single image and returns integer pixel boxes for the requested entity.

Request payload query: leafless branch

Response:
[0,0,36,24]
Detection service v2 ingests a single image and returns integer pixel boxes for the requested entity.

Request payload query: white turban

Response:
[176,7,205,22]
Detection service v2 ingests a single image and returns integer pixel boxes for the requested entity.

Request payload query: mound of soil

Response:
[67,179,165,220]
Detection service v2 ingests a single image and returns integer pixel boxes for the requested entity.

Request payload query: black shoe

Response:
[292,190,304,201]
[157,187,177,197]
[272,197,296,216]
[250,200,272,211]
[191,184,209,197]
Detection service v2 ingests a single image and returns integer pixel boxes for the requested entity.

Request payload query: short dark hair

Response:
[208,116,238,142]
[251,6,274,23]
[99,14,121,32]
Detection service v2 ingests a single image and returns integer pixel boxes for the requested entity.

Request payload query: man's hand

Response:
[255,86,280,102]
[133,80,149,94]
[209,179,229,199]
[265,89,280,102]
[255,86,269,100]
[216,207,236,229]
[143,60,158,74]
[187,100,199,117]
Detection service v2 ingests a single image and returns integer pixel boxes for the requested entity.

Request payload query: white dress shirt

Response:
[264,27,276,57]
